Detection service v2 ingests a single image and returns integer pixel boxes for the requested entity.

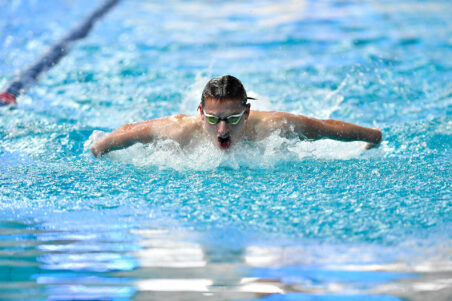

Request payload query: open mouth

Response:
[217,136,231,149]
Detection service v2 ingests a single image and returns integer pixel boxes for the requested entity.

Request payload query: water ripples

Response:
[1,0,451,299]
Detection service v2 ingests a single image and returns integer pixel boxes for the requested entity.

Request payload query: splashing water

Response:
[86,128,371,171]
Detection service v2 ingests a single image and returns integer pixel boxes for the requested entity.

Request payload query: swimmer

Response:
[91,75,382,157]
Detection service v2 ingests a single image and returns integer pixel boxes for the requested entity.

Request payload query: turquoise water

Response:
[1,0,451,300]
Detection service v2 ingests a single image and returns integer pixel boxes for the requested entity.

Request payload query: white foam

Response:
[86,130,368,171]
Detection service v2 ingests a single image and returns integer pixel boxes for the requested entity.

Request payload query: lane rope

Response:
[0,0,121,106]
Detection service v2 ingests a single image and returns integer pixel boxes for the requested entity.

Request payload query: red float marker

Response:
[0,0,121,107]
[0,92,17,106]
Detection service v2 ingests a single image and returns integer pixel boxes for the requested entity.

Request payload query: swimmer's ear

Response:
[198,104,205,119]
[245,103,251,119]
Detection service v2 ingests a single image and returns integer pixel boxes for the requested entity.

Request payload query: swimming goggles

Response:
[204,110,245,125]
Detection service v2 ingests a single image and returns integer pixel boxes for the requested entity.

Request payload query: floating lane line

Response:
[0,0,121,106]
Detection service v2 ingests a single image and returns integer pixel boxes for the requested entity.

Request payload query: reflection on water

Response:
[1,219,451,300]
[0,219,136,300]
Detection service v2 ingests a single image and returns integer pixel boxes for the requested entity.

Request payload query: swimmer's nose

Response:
[217,120,229,136]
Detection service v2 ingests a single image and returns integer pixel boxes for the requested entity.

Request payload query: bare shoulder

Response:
[249,110,307,122]
[246,110,282,139]
[158,114,202,145]
[135,114,200,129]
[168,114,201,125]
[167,114,202,132]
[246,110,311,140]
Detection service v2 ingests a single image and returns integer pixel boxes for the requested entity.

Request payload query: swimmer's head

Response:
[200,75,254,108]
[198,75,252,150]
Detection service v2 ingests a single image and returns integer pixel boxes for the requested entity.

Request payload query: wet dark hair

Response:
[200,75,255,107]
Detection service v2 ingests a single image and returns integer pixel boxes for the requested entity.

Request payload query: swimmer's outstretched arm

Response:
[301,116,381,148]
[90,121,155,157]
[277,113,382,148]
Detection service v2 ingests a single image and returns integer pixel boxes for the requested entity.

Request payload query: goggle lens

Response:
[206,115,220,124]
[227,115,242,125]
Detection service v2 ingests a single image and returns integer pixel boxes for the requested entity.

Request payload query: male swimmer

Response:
[91,75,382,157]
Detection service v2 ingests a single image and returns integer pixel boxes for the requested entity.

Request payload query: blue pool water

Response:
[1,0,451,300]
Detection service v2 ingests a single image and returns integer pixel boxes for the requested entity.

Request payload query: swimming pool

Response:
[1,0,451,300]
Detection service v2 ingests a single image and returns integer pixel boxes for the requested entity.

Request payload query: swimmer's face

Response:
[199,97,250,150]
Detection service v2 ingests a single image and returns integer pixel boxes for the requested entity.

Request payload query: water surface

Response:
[1,0,451,300]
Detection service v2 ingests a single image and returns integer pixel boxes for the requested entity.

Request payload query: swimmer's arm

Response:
[90,121,155,157]
[289,114,382,147]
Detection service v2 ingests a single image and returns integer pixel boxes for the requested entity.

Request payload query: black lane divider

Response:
[0,0,121,106]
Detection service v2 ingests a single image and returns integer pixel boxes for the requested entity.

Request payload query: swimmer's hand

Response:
[363,128,382,150]
[90,142,104,157]
[364,141,380,150]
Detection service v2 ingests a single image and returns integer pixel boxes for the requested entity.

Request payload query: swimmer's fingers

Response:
[90,145,99,157]
[363,128,382,150]
[90,143,103,157]
[364,141,380,150]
